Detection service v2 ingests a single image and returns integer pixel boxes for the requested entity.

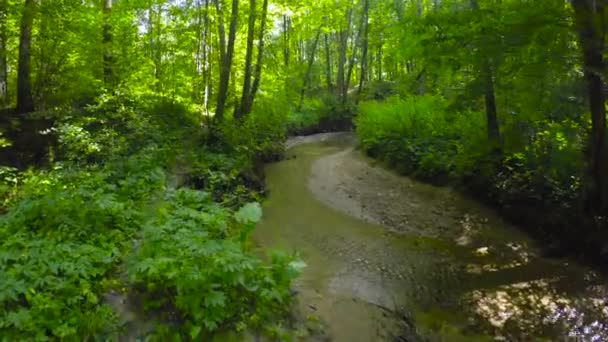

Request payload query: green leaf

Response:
[234,202,262,224]
[190,325,202,339]
[205,290,226,307]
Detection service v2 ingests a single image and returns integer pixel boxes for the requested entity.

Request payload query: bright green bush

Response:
[356,95,587,236]
[129,190,302,339]
[356,95,484,180]
[0,95,300,340]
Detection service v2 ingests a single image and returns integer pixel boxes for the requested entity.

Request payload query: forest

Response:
[0,0,607,339]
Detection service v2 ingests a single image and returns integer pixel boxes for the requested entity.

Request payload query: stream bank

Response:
[254,132,608,341]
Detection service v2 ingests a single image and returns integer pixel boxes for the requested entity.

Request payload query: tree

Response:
[357,0,369,95]
[214,0,238,121]
[103,0,113,87]
[571,0,608,213]
[248,0,268,113]
[235,0,257,119]
[298,27,322,111]
[0,0,7,109]
[336,5,353,103]
[470,0,500,152]
[324,32,333,92]
[17,0,35,114]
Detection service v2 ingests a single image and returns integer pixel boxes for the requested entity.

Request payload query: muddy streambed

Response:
[252,133,608,341]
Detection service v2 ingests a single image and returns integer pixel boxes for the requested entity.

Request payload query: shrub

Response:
[129,190,302,339]
[356,95,589,248]
[0,95,301,340]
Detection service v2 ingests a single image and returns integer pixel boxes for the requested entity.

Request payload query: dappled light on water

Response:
[468,276,608,340]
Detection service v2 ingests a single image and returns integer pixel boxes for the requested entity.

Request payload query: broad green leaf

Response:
[235,202,262,224]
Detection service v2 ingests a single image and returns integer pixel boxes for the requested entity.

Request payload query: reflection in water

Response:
[254,133,608,341]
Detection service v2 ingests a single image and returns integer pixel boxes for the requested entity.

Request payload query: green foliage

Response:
[0,94,300,339]
[129,189,301,338]
[356,96,586,239]
[356,95,485,180]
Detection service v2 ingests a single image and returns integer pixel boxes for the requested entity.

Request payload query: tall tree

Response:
[298,27,322,111]
[17,0,35,114]
[324,32,333,92]
[214,0,238,121]
[336,6,353,103]
[345,0,367,97]
[103,0,113,87]
[0,0,7,109]
[471,0,500,152]
[235,0,257,119]
[571,0,608,213]
[283,15,290,67]
[357,0,369,95]
[236,0,268,118]
[248,0,268,112]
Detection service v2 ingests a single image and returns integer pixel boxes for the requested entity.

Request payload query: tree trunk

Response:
[572,0,608,214]
[298,28,322,111]
[283,15,290,67]
[235,0,257,119]
[247,0,268,114]
[377,43,382,81]
[202,0,212,123]
[0,0,8,109]
[195,0,211,121]
[482,59,500,149]
[103,0,113,87]
[470,0,500,152]
[214,0,238,121]
[357,0,369,95]
[17,0,35,114]
[345,0,367,97]
[324,33,333,92]
[154,3,162,85]
[337,7,352,103]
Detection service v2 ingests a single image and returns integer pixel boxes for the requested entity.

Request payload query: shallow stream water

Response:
[252,133,608,341]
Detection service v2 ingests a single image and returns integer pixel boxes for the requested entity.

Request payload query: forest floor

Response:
[254,132,608,341]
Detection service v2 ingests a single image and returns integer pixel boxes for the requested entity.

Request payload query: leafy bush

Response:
[129,190,302,339]
[0,95,301,340]
[356,95,588,245]
[356,95,482,181]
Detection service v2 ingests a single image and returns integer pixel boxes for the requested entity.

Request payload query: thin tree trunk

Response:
[194,0,203,100]
[572,0,608,213]
[482,60,500,148]
[377,43,382,81]
[357,0,369,95]
[103,0,113,87]
[154,3,162,85]
[214,0,238,121]
[337,7,352,103]
[202,0,211,121]
[298,28,322,111]
[324,33,332,92]
[0,0,8,109]
[17,0,35,114]
[470,0,500,152]
[235,0,257,119]
[283,15,290,67]
[346,0,367,98]
[247,0,268,114]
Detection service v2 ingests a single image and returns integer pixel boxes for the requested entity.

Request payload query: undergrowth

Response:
[0,91,302,340]
[356,95,590,252]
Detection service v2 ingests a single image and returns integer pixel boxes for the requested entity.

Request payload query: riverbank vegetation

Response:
[350,0,608,262]
[0,0,606,338]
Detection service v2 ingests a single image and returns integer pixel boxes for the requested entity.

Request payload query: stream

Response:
[252,132,608,341]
